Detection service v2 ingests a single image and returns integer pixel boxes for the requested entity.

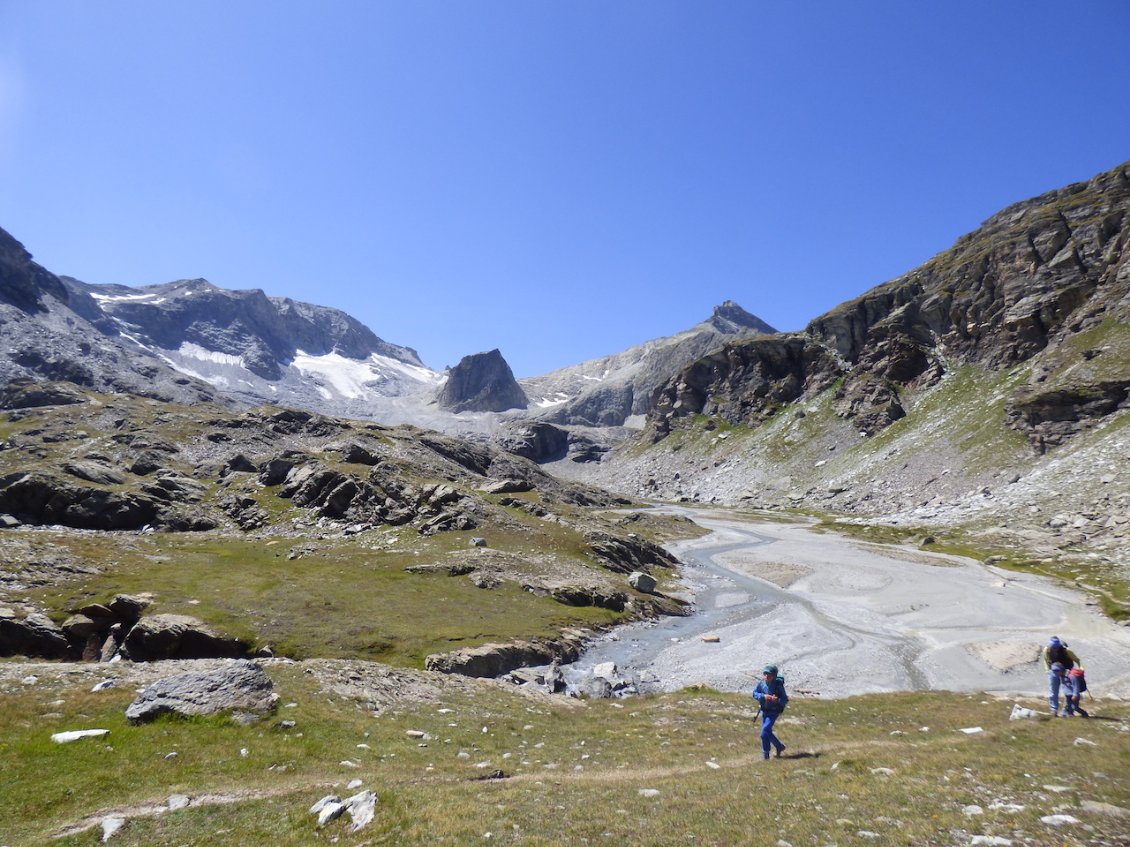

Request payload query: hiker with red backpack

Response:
[752,663,789,760]
[1041,636,1083,716]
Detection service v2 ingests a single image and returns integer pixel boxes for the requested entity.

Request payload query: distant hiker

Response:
[1063,668,1089,718]
[1041,636,1083,716]
[752,663,788,760]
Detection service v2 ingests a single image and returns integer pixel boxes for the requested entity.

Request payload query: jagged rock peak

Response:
[436,349,528,414]
[0,226,70,312]
[707,300,777,334]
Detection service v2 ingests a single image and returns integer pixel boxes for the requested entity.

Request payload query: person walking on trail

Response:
[1041,636,1083,716]
[752,663,789,760]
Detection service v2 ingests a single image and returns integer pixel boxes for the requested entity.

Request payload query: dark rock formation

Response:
[121,613,248,662]
[0,612,72,659]
[494,421,569,462]
[424,637,584,678]
[647,160,1130,446]
[435,349,528,413]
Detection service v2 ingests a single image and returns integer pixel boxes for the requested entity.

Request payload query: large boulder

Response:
[125,660,277,723]
[121,614,248,662]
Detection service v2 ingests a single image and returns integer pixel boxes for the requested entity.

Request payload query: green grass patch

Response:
[3,670,1128,846]
[22,530,629,667]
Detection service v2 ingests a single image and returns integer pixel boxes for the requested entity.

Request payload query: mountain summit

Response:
[519,302,777,427]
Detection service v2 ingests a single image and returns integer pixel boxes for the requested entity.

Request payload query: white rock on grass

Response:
[962,805,984,816]
[310,795,345,827]
[988,801,1025,813]
[1073,737,1097,747]
[638,788,661,798]
[1040,814,1080,826]
[345,790,377,832]
[52,729,110,744]
[167,795,190,810]
[970,837,1012,846]
[101,817,125,842]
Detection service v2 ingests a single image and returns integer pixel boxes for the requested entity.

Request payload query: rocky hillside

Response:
[520,300,776,427]
[0,228,219,406]
[0,227,445,420]
[0,387,694,666]
[562,159,1130,586]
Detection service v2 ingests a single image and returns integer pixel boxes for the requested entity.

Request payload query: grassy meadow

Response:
[1,664,1127,846]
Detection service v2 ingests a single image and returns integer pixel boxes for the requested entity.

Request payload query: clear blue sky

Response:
[1,2,1128,376]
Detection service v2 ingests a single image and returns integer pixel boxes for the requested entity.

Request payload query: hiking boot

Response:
[775,745,786,759]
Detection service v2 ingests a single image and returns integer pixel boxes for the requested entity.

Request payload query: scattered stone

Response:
[988,801,1025,813]
[52,728,110,744]
[592,662,618,680]
[700,634,721,643]
[470,537,487,547]
[970,837,1012,846]
[1040,814,1080,826]
[870,767,895,776]
[962,805,983,816]
[101,816,125,842]
[347,779,364,790]
[167,795,190,810]
[310,795,345,827]
[1079,799,1130,817]
[958,727,984,734]
[1009,704,1039,720]
[125,660,277,723]
[91,679,117,692]
[344,790,378,831]
[628,571,657,594]
[1073,737,1097,747]
[638,788,661,798]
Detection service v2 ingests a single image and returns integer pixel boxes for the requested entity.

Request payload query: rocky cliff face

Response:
[435,349,528,414]
[649,160,1130,446]
[521,301,776,427]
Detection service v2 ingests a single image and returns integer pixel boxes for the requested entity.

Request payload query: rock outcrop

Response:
[521,301,777,427]
[435,349,528,413]
[125,660,277,723]
[647,160,1130,445]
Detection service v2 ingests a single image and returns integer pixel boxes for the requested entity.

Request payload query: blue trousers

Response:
[760,713,783,758]
[1048,671,1061,713]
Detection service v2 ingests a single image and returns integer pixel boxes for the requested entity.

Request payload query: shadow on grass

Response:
[780,751,821,760]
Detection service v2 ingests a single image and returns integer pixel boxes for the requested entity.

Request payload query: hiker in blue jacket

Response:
[752,663,789,760]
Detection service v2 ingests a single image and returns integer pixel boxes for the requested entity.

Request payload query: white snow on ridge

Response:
[290,350,442,400]
[534,393,573,408]
[91,291,162,304]
[178,342,245,367]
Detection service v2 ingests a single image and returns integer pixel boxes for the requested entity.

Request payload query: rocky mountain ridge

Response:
[520,300,775,427]
[559,159,1129,590]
